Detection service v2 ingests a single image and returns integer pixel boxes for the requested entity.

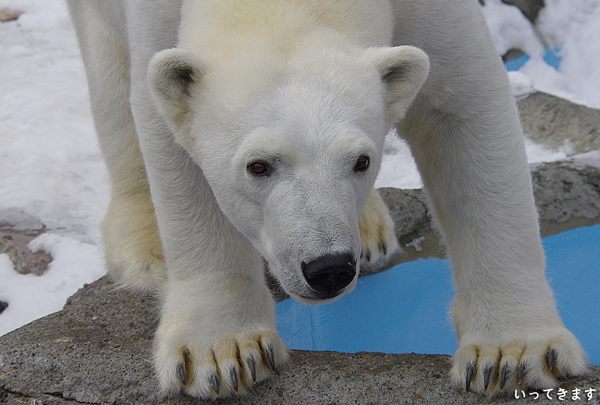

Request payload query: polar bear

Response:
[67,0,587,399]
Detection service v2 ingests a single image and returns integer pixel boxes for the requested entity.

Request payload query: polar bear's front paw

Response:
[358,188,399,267]
[450,328,587,395]
[154,329,289,399]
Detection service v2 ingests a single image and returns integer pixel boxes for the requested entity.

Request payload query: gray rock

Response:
[533,161,600,236]
[0,208,45,233]
[377,188,446,267]
[479,0,545,24]
[503,47,527,63]
[0,208,52,276]
[1,277,598,405]
[0,229,53,276]
[376,162,600,266]
[518,92,600,155]
[501,0,545,24]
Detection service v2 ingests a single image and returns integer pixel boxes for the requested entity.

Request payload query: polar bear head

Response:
[148,44,428,303]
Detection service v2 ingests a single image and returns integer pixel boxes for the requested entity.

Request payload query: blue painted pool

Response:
[276,224,600,365]
[505,47,562,71]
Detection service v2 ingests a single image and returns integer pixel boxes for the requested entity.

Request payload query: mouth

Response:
[280,266,359,305]
[266,252,359,303]
[287,276,358,304]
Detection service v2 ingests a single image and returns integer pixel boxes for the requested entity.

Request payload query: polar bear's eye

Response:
[353,155,370,173]
[247,160,273,177]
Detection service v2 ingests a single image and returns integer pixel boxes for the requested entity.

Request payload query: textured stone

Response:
[479,0,545,24]
[377,162,600,265]
[501,0,545,23]
[518,92,600,155]
[0,209,51,276]
[533,162,600,236]
[1,277,598,405]
[0,9,21,23]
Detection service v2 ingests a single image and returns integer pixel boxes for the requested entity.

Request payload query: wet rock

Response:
[0,208,45,233]
[0,231,53,276]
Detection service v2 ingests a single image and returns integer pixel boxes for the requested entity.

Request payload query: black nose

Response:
[301,253,356,297]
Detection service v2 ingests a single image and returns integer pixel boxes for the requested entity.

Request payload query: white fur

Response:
[67,0,586,399]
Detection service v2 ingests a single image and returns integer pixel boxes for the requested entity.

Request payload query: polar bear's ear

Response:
[365,46,430,124]
[148,48,207,133]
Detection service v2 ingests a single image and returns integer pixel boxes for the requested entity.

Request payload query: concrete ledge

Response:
[1,277,599,405]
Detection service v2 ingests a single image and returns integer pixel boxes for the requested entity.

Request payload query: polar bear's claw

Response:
[379,240,388,256]
[547,348,558,372]
[230,367,239,393]
[209,373,220,395]
[247,356,257,383]
[451,329,587,396]
[465,361,475,393]
[176,362,186,385]
[482,364,493,392]
[263,343,277,372]
[499,363,510,390]
[156,328,289,399]
[517,362,528,385]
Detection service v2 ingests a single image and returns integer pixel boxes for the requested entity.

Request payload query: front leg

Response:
[141,143,289,399]
[134,126,288,398]
[154,234,289,398]
[403,88,587,395]
[393,0,587,394]
[123,15,288,398]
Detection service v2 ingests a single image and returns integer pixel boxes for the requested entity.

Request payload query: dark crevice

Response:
[0,385,96,405]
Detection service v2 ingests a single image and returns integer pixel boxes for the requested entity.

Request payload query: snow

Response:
[480,0,544,58]
[486,0,600,109]
[0,0,108,334]
[1,0,600,337]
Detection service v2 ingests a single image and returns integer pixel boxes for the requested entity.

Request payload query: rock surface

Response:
[0,9,21,23]
[1,277,599,405]
[0,208,51,276]
[378,160,600,266]
[478,0,545,24]
[518,92,600,155]
[501,0,545,24]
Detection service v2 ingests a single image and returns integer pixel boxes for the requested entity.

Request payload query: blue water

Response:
[505,47,562,71]
[276,224,600,365]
